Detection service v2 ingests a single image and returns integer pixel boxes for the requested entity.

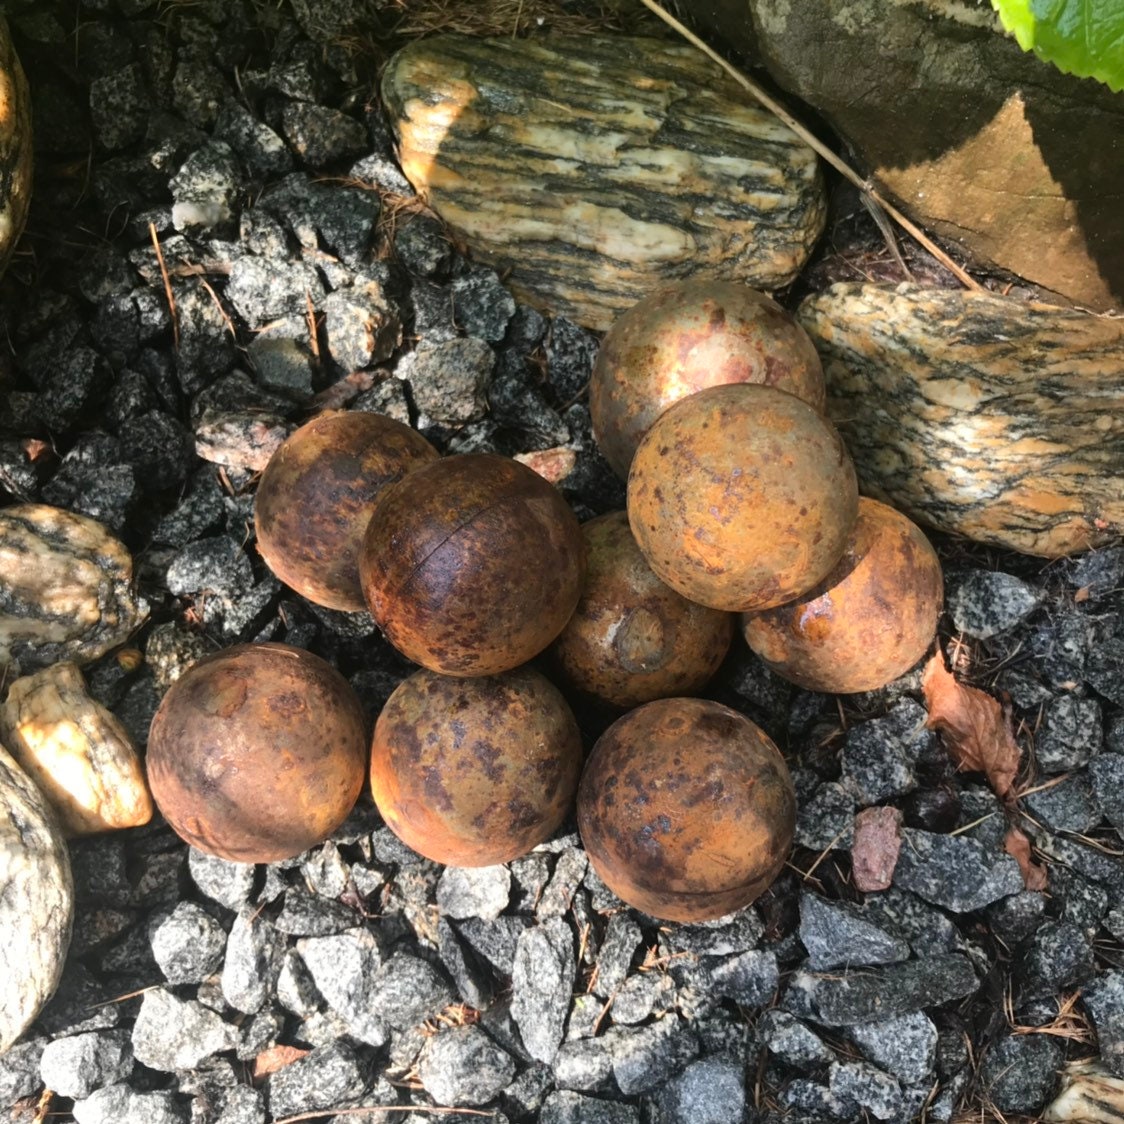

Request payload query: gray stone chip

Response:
[131,989,236,1072]
[759,1010,834,1071]
[947,570,1042,638]
[72,1084,189,1124]
[541,1090,639,1124]
[370,952,454,1030]
[297,928,388,1047]
[980,1034,1064,1114]
[849,1011,938,1084]
[39,1029,133,1099]
[418,1025,515,1106]
[512,918,576,1064]
[893,828,1024,912]
[267,1041,368,1120]
[149,902,228,985]
[436,865,512,921]
[1084,969,1124,1078]
[606,1015,699,1095]
[799,892,911,970]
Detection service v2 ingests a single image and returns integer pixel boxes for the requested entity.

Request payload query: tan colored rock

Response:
[382,34,825,331]
[798,282,1124,558]
[0,18,32,277]
[0,505,148,674]
[0,662,153,836]
[0,744,73,1054]
[694,0,1124,312]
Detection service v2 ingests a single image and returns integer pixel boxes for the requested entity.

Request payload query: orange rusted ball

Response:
[147,643,368,863]
[254,411,439,612]
[551,511,734,709]
[370,667,583,866]
[577,697,795,921]
[628,383,859,612]
[742,497,944,693]
[359,453,586,676]
[590,281,826,478]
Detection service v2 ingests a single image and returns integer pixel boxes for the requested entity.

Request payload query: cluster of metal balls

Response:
[146,281,943,923]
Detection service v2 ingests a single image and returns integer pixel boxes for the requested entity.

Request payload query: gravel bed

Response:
[1,2,1123,1123]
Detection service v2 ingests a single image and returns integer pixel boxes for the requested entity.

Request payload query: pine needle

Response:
[149,221,180,351]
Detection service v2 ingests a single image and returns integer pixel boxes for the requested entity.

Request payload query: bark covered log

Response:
[382,34,826,331]
[798,283,1124,557]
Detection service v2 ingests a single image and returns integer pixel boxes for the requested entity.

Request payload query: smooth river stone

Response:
[382,34,825,331]
[0,744,74,1053]
[798,283,1124,558]
[0,505,148,674]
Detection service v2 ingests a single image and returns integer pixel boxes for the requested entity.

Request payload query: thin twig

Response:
[636,0,983,292]
[275,1106,496,1122]
[149,222,180,351]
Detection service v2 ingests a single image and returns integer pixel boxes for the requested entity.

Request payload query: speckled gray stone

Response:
[369,953,454,1031]
[841,699,936,805]
[130,988,236,1072]
[541,1091,639,1124]
[72,1085,189,1124]
[795,781,856,850]
[849,1011,938,1084]
[947,570,1042,638]
[297,928,388,1047]
[436,865,511,921]
[266,1041,368,1119]
[221,908,284,1015]
[799,892,910,970]
[418,1025,515,1106]
[149,902,228,985]
[760,1010,834,1071]
[708,949,779,1008]
[1084,969,1124,1078]
[1024,772,1102,833]
[979,1034,1063,1114]
[593,913,642,998]
[553,1038,613,1092]
[1089,753,1124,837]
[829,1060,903,1121]
[606,1015,699,1095]
[892,828,1023,912]
[1036,693,1103,772]
[38,1030,133,1100]
[652,1056,745,1124]
[512,918,575,1064]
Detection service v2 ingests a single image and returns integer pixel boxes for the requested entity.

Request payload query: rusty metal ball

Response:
[254,411,439,612]
[577,697,795,922]
[551,511,734,709]
[741,497,944,693]
[370,667,583,866]
[590,280,826,478]
[147,643,368,863]
[359,453,586,677]
[628,383,859,612]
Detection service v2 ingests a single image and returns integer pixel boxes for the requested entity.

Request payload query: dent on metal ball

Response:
[254,410,439,612]
[360,453,586,676]
[370,667,583,866]
[590,280,826,478]
[146,643,368,863]
[742,497,944,693]
[627,383,859,612]
[577,697,795,922]
[551,510,734,709]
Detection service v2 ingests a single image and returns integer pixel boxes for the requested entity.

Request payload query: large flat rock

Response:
[693,0,1124,312]
[382,34,825,331]
[799,283,1124,558]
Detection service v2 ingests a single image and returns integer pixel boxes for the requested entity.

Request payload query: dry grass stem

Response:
[149,221,180,351]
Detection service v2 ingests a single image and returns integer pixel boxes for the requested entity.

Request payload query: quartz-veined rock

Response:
[0,744,74,1053]
[0,17,32,278]
[0,662,152,836]
[382,34,825,331]
[0,505,148,674]
[799,283,1124,557]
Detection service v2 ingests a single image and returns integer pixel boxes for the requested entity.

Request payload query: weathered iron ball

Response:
[370,667,583,866]
[146,643,368,863]
[628,383,859,612]
[254,410,439,612]
[551,510,734,709]
[590,280,826,478]
[360,453,586,676]
[742,497,944,693]
[577,697,795,922]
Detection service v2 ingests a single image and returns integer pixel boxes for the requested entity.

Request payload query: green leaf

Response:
[991,0,1124,92]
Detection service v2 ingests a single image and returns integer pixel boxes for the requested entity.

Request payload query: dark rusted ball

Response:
[590,280,826,478]
[741,498,943,693]
[370,667,583,866]
[254,411,439,612]
[628,383,859,612]
[360,453,586,677]
[577,697,795,922]
[551,511,734,709]
[147,643,368,863]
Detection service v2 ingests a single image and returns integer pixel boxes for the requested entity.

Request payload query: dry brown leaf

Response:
[1005,826,1049,891]
[20,438,52,463]
[252,1044,309,1082]
[922,652,1021,801]
[851,805,903,892]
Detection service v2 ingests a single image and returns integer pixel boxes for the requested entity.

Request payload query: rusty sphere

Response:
[742,497,944,693]
[254,411,439,612]
[577,697,795,921]
[359,453,586,676]
[147,643,368,863]
[628,383,859,612]
[551,511,734,709]
[590,280,826,478]
[370,667,583,866]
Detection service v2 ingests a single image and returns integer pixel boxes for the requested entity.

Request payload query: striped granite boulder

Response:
[799,283,1124,558]
[382,34,826,331]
